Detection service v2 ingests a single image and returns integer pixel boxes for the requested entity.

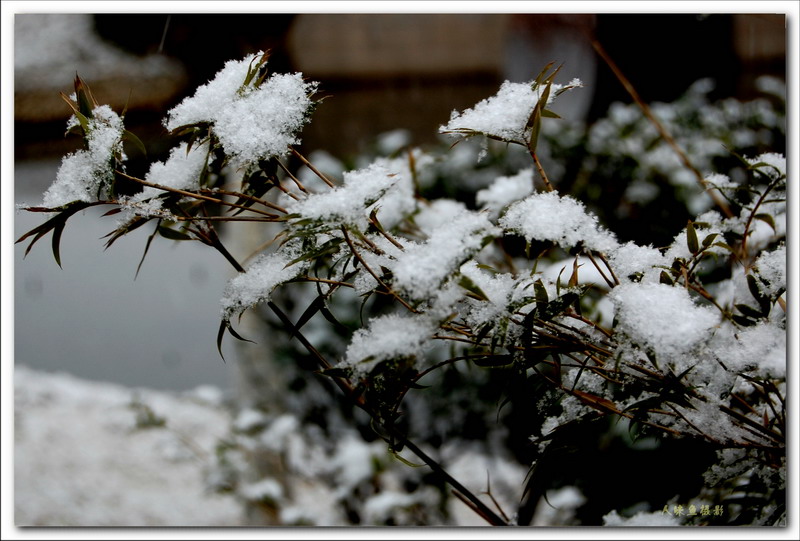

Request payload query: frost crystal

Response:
[164,54,317,168]
[500,191,617,252]
[43,105,124,207]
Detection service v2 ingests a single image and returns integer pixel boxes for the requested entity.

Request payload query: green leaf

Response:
[686,220,699,254]
[533,62,555,86]
[16,201,96,266]
[712,241,736,254]
[157,224,193,241]
[528,102,542,153]
[74,74,95,118]
[735,303,764,320]
[122,130,147,157]
[701,233,719,248]
[472,354,514,367]
[746,274,771,315]
[732,314,757,327]
[533,279,549,305]
[458,274,489,301]
[540,109,561,119]
[754,213,776,232]
[659,270,674,285]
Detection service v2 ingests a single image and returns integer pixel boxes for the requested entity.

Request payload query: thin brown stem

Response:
[275,159,308,195]
[116,171,278,218]
[591,39,734,219]
[291,147,336,188]
[341,226,418,313]
[530,151,554,192]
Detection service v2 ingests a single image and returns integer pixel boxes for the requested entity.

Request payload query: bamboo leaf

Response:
[754,213,776,232]
[686,220,699,254]
[458,274,489,302]
[157,224,193,241]
[122,130,147,157]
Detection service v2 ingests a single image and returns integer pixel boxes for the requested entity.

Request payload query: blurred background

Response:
[14,12,786,392]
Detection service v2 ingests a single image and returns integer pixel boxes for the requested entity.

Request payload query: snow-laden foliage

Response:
[18,56,787,527]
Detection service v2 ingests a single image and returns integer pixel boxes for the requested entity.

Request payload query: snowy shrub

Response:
[18,53,786,526]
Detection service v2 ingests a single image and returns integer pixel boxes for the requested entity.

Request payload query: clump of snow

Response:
[608,242,667,283]
[344,313,435,375]
[704,172,738,190]
[476,168,534,216]
[143,142,209,194]
[392,210,499,300]
[603,509,683,526]
[43,105,124,207]
[120,142,210,217]
[413,199,467,237]
[710,322,786,378]
[459,261,521,328]
[286,161,398,231]
[220,245,310,319]
[611,283,719,360]
[753,244,786,297]
[500,191,618,252]
[441,78,582,145]
[747,152,786,180]
[164,54,317,168]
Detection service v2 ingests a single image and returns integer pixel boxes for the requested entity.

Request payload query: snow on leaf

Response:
[500,191,618,252]
[43,105,125,208]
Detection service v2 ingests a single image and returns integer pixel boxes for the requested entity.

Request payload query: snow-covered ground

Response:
[13,365,242,527]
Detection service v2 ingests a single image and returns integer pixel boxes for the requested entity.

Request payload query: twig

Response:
[291,147,336,188]
[591,39,734,219]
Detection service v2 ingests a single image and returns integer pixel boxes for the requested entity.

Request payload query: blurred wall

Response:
[15,13,787,160]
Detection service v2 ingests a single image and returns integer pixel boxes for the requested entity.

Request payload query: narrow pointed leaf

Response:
[686,221,699,254]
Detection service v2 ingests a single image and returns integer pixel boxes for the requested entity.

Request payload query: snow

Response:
[747,152,786,180]
[710,322,786,378]
[608,242,667,283]
[286,161,399,231]
[344,313,435,375]
[42,105,124,208]
[220,245,310,320]
[413,199,467,237]
[500,191,618,253]
[143,142,209,195]
[441,78,582,146]
[164,54,317,168]
[476,168,534,216]
[610,283,720,360]
[392,209,499,300]
[753,244,786,297]
[13,365,241,526]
